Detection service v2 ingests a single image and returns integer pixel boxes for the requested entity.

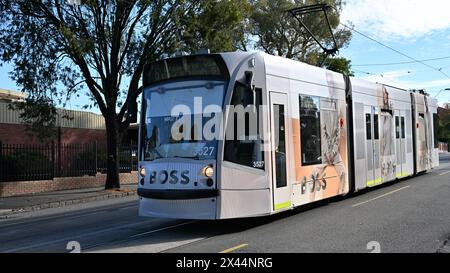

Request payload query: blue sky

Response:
[1,0,450,111]
[339,0,450,104]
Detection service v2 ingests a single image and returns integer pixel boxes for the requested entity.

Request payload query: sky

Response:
[1,0,450,111]
[339,0,450,104]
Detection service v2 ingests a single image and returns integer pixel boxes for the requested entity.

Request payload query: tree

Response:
[321,56,354,76]
[249,0,353,72]
[438,107,450,144]
[0,0,248,189]
[8,97,58,141]
[180,0,251,53]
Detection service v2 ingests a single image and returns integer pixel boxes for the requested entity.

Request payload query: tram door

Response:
[269,92,292,211]
[365,106,381,187]
[395,110,406,177]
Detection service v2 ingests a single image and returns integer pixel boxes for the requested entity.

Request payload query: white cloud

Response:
[341,0,450,39]
[361,69,450,90]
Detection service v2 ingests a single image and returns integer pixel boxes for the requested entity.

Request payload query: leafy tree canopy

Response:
[0,0,250,189]
[0,0,353,188]
[322,56,354,76]
[249,0,352,73]
[8,97,58,141]
[180,0,251,53]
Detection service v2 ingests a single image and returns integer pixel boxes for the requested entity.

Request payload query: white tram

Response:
[137,51,439,219]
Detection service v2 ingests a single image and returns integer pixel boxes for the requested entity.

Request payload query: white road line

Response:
[1,220,187,253]
[439,170,450,176]
[82,221,198,251]
[352,186,411,208]
[129,221,197,238]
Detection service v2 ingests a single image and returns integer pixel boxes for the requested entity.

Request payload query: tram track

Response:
[82,221,198,253]
[1,156,449,253]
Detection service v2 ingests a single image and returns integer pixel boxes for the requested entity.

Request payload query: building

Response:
[437,106,450,152]
[0,89,107,145]
[438,106,450,121]
[0,88,25,103]
[0,89,138,146]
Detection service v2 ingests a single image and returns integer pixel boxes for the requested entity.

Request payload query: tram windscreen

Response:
[141,81,226,161]
[143,55,229,86]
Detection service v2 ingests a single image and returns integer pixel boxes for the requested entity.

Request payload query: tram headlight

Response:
[202,166,214,178]
[139,167,146,177]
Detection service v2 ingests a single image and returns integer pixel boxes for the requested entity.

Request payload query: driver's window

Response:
[224,82,265,170]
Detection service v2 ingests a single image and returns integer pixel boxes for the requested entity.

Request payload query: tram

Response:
[136,51,439,219]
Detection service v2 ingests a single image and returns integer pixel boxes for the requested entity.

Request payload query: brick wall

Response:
[0,123,106,145]
[0,172,137,197]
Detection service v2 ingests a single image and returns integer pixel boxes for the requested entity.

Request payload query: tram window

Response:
[366,114,372,140]
[299,95,321,166]
[395,116,400,139]
[433,113,439,148]
[374,114,379,140]
[401,117,406,139]
[275,104,287,188]
[224,83,265,170]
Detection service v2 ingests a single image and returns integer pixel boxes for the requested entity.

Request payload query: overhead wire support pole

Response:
[288,4,339,56]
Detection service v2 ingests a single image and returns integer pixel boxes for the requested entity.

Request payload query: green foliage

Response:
[437,109,450,142]
[0,150,53,181]
[323,56,355,76]
[8,97,58,141]
[0,0,249,187]
[180,0,251,53]
[249,0,353,70]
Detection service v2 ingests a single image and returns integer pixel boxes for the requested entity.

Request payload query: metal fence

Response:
[0,142,138,182]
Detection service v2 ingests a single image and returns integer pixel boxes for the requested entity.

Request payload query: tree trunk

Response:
[105,115,122,190]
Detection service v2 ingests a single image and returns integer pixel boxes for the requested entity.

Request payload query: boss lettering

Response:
[159,170,169,184]
[181,170,190,184]
[147,170,190,184]
[169,170,179,184]
[149,171,157,184]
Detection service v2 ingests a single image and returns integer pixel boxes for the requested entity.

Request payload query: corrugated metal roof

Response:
[0,101,105,130]
[0,89,26,102]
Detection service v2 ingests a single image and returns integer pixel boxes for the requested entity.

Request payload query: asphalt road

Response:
[1,154,450,253]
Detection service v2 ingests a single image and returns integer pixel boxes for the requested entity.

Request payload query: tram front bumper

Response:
[138,189,218,220]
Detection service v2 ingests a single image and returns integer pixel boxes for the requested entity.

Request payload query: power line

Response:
[339,22,450,80]
[352,68,408,88]
[353,56,450,67]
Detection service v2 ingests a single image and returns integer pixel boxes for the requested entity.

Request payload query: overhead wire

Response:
[339,22,450,80]
[352,56,450,67]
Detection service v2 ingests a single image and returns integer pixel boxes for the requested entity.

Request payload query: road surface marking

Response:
[352,186,411,208]
[1,220,187,253]
[219,243,248,253]
[81,221,198,251]
[439,170,450,176]
[129,221,196,238]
